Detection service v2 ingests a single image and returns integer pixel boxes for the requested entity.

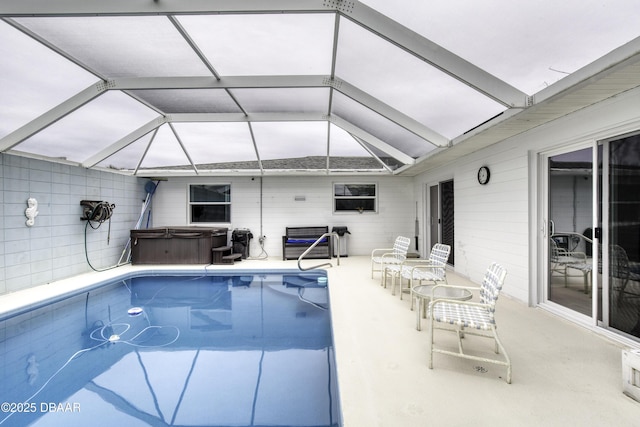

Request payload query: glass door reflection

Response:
[548,147,594,317]
[605,133,640,339]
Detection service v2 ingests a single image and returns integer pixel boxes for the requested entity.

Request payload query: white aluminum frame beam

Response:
[0,82,107,151]
[350,133,394,173]
[332,78,449,147]
[2,17,106,79]
[167,112,325,123]
[112,75,317,90]
[168,122,199,174]
[330,115,414,165]
[347,4,529,108]
[83,117,167,168]
[0,0,333,15]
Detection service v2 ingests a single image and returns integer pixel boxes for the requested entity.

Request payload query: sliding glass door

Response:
[542,132,640,341]
[545,146,594,317]
[605,133,640,338]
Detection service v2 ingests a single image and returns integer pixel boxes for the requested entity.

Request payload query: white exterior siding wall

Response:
[454,145,529,298]
[414,143,529,301]
[415,86,640,304]
[151,176,416,258]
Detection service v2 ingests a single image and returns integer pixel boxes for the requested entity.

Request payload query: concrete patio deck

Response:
[321,256,640,427]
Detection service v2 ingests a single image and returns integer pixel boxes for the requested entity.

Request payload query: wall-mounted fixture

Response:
[25,198,38,227]
[80,200,117,270]
[80,200,115,223]
[294,195,306,202]
[477,166,491,185]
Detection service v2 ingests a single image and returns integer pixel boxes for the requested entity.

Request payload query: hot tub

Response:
[130,227,228,264]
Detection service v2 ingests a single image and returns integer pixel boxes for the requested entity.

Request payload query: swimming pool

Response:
[0,270,341,426]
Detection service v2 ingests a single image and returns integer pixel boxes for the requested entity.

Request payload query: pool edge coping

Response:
[0,264,328,322]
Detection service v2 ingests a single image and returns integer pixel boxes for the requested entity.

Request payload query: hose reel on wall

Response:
[80,200,115,225]
[80,200,116,271]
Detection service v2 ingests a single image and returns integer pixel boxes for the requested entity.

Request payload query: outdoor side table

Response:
[412,284,473,331]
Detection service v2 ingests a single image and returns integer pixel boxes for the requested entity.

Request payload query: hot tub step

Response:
[222,253,243,263]
[212,245,242,264]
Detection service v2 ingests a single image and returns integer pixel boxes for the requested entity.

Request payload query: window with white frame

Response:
[189,184,231,223]
[334,183,377,213]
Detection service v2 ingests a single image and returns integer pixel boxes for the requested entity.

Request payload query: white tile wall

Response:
[0,154,145,295]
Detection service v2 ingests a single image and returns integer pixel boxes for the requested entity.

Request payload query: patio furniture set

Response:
[372,236,512,384]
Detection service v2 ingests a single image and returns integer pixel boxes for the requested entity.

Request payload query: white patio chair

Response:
[550,238,590,292]
[428,262,512,384]
[382,243,450,301]
[606,245,640,306]
[565,244,640,300]
[564,253,594,294]
[370,236,411,280]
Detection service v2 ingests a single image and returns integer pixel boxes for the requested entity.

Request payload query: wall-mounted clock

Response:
[477,166,490,185]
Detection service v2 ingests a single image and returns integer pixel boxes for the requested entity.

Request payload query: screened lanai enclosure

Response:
[2,0,640,337]
[4,2,640,425]
[1,0,639,177]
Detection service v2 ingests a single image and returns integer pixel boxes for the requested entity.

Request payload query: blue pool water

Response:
[0,270,341,426]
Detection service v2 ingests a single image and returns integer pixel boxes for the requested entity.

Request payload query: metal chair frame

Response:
[428,262,512,384]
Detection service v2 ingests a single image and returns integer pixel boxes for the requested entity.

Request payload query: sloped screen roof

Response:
[0,0,638,176]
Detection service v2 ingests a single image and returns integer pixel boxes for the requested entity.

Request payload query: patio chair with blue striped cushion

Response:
[428,262,511,383]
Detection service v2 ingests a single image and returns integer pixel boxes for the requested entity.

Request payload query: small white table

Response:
[412,284,472,331]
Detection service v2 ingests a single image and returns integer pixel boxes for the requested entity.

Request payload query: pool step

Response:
[212,246,243,264]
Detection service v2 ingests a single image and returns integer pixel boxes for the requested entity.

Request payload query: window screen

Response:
[189,184,231,223]
[334,183,377,213]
